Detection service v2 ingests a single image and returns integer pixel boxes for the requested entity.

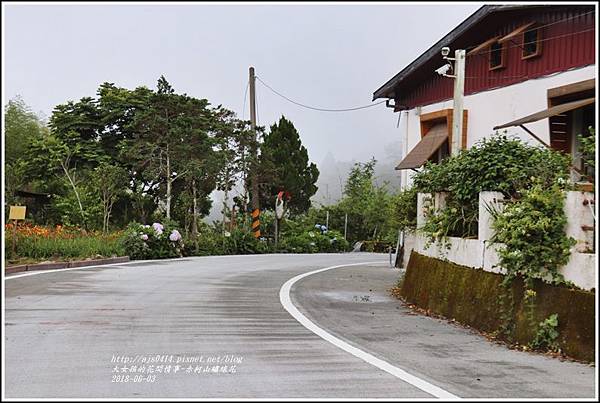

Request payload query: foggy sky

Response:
[4,2,482,165]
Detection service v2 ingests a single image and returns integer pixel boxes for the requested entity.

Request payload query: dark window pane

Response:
[523,29,539,56]
[490,42,503,68]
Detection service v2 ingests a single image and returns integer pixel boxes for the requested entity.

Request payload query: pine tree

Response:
[257,116,319,214]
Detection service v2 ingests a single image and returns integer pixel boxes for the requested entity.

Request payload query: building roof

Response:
[372,5,540,101]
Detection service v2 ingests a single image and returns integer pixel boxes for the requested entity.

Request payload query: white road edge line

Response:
[3,257,190,280]
[279,261,459,400]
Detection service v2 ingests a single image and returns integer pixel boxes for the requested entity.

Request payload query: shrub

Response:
[577,126,595,181]
[223,228,271,255]
[121,221,184,260]
[391,187,418,232]
[412,134,570,241]
[490,183,576,285]
[529,314,560,352]
[280,227,348,253]
[183,229,224,256]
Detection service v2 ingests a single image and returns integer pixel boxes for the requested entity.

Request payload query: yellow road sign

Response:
[9,206,26,220]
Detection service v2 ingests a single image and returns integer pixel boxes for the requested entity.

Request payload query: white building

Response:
[372,4,596,188]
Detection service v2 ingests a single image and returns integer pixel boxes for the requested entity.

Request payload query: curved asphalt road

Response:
[4,254,596,399]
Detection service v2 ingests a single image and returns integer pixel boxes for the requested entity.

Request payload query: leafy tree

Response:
[91,162,128,233]
[257,116,319,214]
[4,96,46,207]
[336,158,394,242]
[25,131,103,228]
[9,78,251,234]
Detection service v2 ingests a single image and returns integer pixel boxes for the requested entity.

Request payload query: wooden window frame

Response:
[521,26,542,60]
[546,79,596,155]
[488,41,506,71]
[420,109,469,154]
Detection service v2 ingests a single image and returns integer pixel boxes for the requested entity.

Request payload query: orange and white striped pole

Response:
[251,208,261,238]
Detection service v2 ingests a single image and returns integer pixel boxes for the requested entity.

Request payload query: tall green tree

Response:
[257,116,319,214]
[4,96,46,208]
[129,76,218,221]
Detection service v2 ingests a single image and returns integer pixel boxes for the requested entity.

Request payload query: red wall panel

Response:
[395,8,595,109]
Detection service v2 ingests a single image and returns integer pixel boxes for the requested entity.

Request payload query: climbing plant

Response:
[412,134,570,244]
[490,182,576,286]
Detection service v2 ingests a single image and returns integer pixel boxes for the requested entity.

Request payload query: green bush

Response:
[183,229,224,256]
[391,187,418,232]
[577,126,595,181]
[412,134,570,241]
[223,228,271,255]
[529,314,560,352]
[490,183,576,285]
[280,227,348,253]
[182,225,271,256]
[361,240,392,253]
[121,221,184,260]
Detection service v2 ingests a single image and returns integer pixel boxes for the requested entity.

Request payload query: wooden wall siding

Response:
[395,7,595,109]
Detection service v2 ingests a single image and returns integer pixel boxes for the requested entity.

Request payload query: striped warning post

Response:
[251,209,261,238]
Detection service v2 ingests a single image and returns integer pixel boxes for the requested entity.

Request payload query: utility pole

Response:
[451,49,465,155]
[344,213,348,240]
[249,66,261,238]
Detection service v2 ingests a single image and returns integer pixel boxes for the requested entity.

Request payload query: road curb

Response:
[5,256,130,275]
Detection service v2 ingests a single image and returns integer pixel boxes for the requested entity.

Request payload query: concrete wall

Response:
[397,65,596,190]
[405,191,596,291]
[402,251,595,362]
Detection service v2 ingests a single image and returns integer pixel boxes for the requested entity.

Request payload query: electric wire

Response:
[255,76,386,112]
[255,83,260,126]
[241,80,249,121]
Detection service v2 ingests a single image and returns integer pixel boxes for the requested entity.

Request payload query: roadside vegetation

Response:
[4,82,404,265]
[5,223,124,265]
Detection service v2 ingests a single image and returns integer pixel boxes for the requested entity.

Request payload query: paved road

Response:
[4,254,596,399]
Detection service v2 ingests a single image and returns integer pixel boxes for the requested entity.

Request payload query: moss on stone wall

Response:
[401,251,595,362]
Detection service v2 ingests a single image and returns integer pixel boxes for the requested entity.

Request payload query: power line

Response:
[255,76,386,112]
[465,74,529,79]
[255,82,260,127]
[242,79,249,121]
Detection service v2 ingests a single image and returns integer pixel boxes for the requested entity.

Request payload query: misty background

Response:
[3,2,482,221]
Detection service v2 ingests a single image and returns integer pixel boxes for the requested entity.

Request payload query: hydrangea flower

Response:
[140,234,148,241]
[152,222,164,236]
[169,229,182,242]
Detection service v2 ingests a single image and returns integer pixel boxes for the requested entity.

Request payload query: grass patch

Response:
[5,224,125,264]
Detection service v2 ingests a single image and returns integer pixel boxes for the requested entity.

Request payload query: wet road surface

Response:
[4,254,596,398]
